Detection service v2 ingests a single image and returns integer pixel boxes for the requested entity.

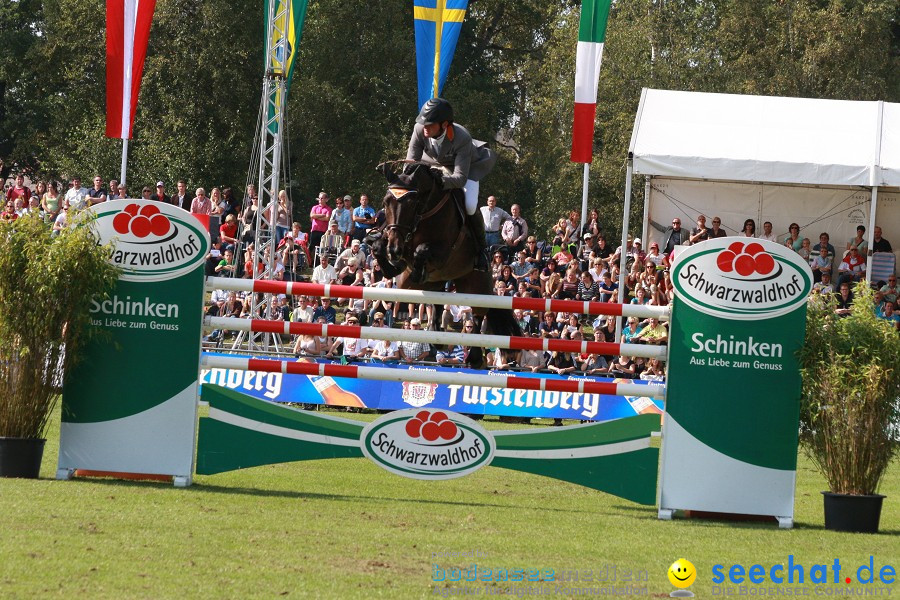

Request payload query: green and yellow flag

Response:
[264,0,308,93]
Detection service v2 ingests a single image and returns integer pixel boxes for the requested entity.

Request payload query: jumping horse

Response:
[369,162,521,343]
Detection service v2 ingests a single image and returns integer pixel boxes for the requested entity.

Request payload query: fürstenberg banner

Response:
[200,355,664,421]
[658,238,812,527]
[57,201,209,486]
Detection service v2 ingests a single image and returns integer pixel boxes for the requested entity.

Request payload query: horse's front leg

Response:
[411,243,433,284]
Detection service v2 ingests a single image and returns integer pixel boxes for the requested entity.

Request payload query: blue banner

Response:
[200,353,664,422]
[414,0,469,109]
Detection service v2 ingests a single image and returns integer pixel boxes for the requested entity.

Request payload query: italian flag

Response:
[106,0,157,139]
[570,0,612,163]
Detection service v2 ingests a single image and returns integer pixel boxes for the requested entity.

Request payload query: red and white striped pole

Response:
[204,316,668,360]
[206,277,670,320]
[201,354,666,399]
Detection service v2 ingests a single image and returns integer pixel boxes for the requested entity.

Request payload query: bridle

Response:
[381,163,451,244]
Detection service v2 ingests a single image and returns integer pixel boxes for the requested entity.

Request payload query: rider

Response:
[406,97,497,271]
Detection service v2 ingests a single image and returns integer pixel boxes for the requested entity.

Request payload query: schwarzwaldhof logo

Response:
[92,200,211,282]
[361,409,495,480]
[673,238,813,320]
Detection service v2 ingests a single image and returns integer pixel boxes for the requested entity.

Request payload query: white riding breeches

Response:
[464,180,479,215]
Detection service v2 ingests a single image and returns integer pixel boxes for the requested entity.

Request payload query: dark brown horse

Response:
[370,162,520,339]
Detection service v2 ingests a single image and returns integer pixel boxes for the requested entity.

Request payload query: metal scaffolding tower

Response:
[238,0,291,352]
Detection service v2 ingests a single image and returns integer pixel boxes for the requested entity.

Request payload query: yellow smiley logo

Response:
[668,558,697,589]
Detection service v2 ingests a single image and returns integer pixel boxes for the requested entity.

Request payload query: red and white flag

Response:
[570,0,612,163]
[106,0,157,139]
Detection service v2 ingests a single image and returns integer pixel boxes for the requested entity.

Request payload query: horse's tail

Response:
[484,307,522,338]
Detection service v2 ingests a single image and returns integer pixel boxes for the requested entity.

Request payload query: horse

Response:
[369,162,521,345]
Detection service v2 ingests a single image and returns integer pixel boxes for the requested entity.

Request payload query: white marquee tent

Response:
[625,88,900,281]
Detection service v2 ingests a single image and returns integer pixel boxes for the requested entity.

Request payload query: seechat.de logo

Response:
[92,200,211,282]
[361,409,495,480]
[672,237,812,320]
[668,558,697,597]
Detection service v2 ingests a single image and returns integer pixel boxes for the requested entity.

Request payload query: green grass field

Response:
[2,407,898,599]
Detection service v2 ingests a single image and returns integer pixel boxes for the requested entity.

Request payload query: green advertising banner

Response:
[57,201,209,486]
[198,385,661,505]
[658,238,812,527]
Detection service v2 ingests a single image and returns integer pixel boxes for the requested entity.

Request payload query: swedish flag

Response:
[414,0,469,109]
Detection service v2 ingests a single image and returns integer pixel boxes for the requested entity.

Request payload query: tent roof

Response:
[629,89,899,188]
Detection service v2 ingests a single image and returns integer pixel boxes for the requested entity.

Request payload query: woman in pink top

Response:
[308,192,332,249]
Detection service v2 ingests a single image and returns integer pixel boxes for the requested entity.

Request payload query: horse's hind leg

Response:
[454,270,521,337]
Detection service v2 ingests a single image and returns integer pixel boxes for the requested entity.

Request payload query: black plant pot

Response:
[822,491,885,533]
[0,437,46,479]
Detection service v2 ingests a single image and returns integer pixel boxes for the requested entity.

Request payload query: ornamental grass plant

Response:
[798,282,900,495]
[0,212,119,439]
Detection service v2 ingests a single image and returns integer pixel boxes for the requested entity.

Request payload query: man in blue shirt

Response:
[878,301,900,331]
[598,271,619,303]
[351,194,376,244]
[311,297,337,324]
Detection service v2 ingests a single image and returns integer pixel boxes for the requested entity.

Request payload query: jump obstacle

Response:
[59,202,810,525]
[197,276,669,505]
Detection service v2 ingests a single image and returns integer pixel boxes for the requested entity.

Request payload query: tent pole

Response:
[617,157,634,340]
[866,186,878,279]
[641,177,651,248]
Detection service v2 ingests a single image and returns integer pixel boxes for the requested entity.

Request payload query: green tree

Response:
[2,0,898,240]
[0,0,45,181]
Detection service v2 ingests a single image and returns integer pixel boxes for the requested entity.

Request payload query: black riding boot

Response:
[467,214,489,271]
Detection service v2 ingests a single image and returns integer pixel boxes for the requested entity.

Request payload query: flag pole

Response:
[616,158,634,340]
[120,138,129,189]
[579,161,589,247]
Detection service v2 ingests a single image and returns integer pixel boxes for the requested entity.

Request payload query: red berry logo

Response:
[405,411,458,442]
[716,242,776,276]
[112,203,171,238]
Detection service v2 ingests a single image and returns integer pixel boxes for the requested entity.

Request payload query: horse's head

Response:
[374,162,443,276]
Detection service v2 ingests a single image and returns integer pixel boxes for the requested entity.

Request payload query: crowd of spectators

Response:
[5,174,895,371]
[202,195,900,379]
[202,193,680,384]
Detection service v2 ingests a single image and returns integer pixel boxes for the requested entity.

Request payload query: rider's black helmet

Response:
[416,98,454,126]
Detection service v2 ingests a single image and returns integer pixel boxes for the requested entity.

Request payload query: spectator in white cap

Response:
[629,238,646,264]
[336,237,366,271]
[579,231,598,270]
[154,181,169,204]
